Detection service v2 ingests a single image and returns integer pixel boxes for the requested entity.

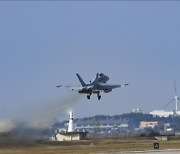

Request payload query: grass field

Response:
[0,137,180,154]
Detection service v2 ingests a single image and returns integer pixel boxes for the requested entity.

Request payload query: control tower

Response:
[55,111,87,141]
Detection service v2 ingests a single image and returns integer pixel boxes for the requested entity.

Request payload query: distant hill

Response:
[3,112,180,140]
[53,112,180,130]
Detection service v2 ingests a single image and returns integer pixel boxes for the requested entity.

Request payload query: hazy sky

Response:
[0,2,180,122]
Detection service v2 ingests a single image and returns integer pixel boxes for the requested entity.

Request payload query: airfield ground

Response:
[0,137,180,154]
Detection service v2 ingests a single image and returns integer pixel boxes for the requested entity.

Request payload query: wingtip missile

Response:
[121,83,129,87]
[56,85,62,88]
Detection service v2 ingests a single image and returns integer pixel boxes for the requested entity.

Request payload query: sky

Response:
[0,1,180,124]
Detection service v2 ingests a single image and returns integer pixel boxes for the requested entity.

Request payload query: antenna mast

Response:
[174,79,179,112]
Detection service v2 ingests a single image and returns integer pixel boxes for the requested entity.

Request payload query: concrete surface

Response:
[122,149,180,154]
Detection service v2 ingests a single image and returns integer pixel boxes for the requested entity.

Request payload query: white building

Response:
[56,132,87,141]
[150,110,173,117]
[132,108,142,113]
[174,110,180,116]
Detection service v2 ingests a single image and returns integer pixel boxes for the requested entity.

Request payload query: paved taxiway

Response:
[121,149,180,154]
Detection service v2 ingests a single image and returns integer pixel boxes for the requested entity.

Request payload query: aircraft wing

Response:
[120,83,129,87]
[56,85,82,91]
[112,83,129,88]
[98,83,129,90]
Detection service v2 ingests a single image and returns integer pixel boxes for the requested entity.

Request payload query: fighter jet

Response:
[57,73,128,100]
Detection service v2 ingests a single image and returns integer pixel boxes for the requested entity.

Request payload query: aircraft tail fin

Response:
[76,74,86,86]
[92,73,99,85]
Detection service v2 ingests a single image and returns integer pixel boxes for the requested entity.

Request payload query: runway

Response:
[121,149,180,154]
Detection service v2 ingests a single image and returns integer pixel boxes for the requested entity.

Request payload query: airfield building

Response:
[150,110,180,117]
[132,108,142,114]
[55,112,87,141]
[150,110,173,117]
[140,121,158,129]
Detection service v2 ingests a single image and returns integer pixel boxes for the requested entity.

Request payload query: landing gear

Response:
[87,93,92,99]
[87,95,90,99]
[97,92,101,100]
[86,93,101,100]
[98,95,101,100]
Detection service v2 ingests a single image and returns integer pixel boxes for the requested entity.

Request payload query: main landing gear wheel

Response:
[98,95,101,100]
[97,94,101,100]
[87,95,91,99]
